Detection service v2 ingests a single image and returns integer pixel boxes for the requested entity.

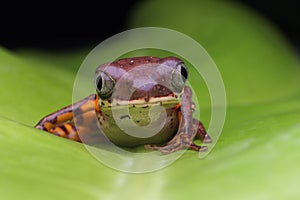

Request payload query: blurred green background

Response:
[1,1,300,200]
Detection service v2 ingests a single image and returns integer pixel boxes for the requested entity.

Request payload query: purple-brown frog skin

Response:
[35,56,212,154]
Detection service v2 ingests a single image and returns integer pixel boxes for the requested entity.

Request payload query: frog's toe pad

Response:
[203,135,212,143]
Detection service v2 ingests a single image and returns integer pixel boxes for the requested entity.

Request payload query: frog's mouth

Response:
[113,94,179,106]
[100,93,180,107]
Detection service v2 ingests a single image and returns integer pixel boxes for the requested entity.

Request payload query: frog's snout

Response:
[131,83,174,101]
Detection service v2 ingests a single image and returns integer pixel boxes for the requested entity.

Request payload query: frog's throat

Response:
[100,95,180,107]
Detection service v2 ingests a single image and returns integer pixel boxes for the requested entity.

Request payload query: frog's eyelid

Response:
[176,61,185,66]
[99,70,115,84]
[176,61,187,70]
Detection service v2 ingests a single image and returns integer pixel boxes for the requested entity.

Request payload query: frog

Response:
[35,56,211,154]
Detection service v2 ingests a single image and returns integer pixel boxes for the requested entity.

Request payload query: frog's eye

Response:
[95,71,115,99]
[178,62,188,81]
[171,62,188,93]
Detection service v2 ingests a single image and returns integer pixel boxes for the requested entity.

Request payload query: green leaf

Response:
[1,1,300,200]
[0,47,76,125]
[129,0,300,106]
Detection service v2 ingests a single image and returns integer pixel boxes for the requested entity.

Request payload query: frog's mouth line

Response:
[100,95,180,107]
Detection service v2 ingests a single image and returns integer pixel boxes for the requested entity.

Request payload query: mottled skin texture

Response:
[35,56,211,154]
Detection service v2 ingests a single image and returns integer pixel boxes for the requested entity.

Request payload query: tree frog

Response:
[35,56,211,154]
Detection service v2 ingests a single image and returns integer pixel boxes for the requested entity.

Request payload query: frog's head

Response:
[94,56,188,105]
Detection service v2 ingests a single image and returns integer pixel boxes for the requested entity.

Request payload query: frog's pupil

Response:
[96,76,103,91]
[181,65,188,81]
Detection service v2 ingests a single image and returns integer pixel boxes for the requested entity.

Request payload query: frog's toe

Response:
[144,144,181,154]
[189,143,208,152]
[144,144,167,152]
[144,144,158,150]
[35,124,45,130]
[194,119,212,143]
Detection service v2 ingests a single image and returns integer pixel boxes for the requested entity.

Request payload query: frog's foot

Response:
[145,119,208,154]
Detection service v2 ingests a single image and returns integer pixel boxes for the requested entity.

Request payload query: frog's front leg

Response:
[35,94,100,142]
[145,86,211,154]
